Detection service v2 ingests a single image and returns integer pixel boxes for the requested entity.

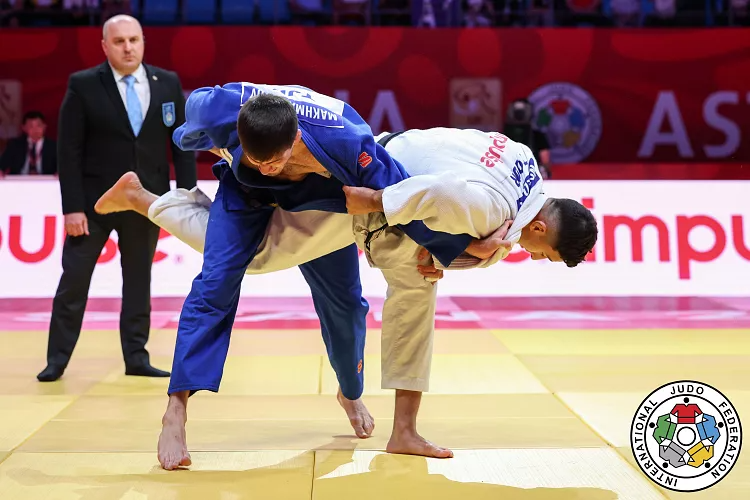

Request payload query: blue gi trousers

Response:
[168,168,368,400]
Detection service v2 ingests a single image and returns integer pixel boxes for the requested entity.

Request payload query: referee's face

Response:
[102,17,144,76]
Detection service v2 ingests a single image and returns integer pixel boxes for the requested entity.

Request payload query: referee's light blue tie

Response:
[123,74,143,136]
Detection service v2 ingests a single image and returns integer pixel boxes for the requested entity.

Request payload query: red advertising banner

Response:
[1,27,749,164]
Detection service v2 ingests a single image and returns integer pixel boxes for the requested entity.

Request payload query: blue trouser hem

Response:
[340,384,364,401]
[167,385,219,396]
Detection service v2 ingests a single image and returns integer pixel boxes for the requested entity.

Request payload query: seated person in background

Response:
[0,111,57,176]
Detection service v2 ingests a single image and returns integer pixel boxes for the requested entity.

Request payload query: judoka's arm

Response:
[346,173,505,239]
[172,83,246,152]
[340,131,474,265]
[345,175,512,262]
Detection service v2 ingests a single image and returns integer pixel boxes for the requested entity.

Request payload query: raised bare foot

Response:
[386,430,453,458]
[157,415,192,470]
[95,171,144,215]
[337,387,375,439]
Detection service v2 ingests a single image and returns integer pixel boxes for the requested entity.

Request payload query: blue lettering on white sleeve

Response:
[515,158,541,210]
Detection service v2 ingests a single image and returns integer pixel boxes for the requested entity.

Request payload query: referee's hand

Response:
[64,212,89,237]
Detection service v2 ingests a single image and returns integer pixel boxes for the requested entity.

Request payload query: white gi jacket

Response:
[378,128,548,268]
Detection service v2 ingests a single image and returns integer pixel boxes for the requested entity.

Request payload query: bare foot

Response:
[386,430,454,458]
[95,171,150,215]
[157,415,192,470]
[337,387,375,438]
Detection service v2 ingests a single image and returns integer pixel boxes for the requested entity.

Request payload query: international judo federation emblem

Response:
[527,82,601,164]
[162,102,175,127]
[630,380,742,492]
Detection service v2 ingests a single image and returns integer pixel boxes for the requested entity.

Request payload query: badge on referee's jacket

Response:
[162,102,175,127]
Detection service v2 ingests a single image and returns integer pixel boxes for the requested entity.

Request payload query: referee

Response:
[38,15,197,382]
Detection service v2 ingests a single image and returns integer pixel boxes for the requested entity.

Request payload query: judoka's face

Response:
[519,221,563,263]
[243,130,302,177]
[244,147,293,176]
[102,17,144,75]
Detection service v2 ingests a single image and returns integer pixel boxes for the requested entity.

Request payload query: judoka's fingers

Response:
[418,265,443,280]
[343,186,365,214]
[343,186,381,215]
[497,240,512,251]
[82,218,90,236]
[493,219,514,240]
[417,247,430,261]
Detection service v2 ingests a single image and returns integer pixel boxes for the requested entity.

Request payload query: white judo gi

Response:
[148,128,547,392]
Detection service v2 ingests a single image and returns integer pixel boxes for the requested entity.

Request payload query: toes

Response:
[363,418,375,436]
[351,418,368,438]
[424,440,453,459]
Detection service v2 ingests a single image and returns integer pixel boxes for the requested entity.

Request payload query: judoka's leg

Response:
[100,172,374,438]
[158,170,274,471]
[298,244,374,438]
[352,213,452,458]
[96,172,355,270]
[95,171,157,217]
[379,249,452,459]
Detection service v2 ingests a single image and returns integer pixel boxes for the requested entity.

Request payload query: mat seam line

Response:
[310,448,317,500]
[507,350,670,500]
[10,394,82,454]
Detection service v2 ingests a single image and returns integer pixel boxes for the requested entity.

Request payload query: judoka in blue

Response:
[156,82,473,465]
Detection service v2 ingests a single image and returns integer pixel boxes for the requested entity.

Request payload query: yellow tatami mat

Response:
[0,451,315,500]
[1,326,748,499]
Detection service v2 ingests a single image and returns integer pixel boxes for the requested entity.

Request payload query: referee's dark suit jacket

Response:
[48,60,197,372]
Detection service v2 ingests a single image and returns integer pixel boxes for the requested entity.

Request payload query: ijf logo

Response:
[527,82,602,164]
[630,380,742,493]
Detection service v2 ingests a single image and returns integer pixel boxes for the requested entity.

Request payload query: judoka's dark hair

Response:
[549,198,598,267]
[237,93,298,163]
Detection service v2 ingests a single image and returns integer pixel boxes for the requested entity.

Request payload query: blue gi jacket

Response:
[173,82,471,266]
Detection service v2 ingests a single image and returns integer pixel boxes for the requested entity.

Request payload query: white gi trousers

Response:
[149,187,436,392]
[147,129,541,393]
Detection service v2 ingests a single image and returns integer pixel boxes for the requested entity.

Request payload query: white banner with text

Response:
[0,179,747,298]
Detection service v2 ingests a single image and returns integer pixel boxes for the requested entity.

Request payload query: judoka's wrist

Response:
[371,190,384,213]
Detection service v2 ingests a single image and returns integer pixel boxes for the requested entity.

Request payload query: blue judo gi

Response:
[168,83,473,400]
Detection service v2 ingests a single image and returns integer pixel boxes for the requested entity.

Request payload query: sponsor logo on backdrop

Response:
[0,196,747,280]
[528,82,602,163]
[0,216,174,264]
[0,182,748,298]
[0,80,22,143]
[450,78,502,132]
[630,381,742,492]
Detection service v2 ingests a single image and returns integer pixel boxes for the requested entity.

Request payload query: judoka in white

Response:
[96,128,597,458]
